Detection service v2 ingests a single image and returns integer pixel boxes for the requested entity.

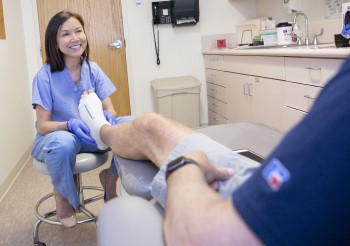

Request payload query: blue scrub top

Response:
[32,60,116,123]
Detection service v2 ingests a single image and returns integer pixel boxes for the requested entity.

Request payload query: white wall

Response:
[121,0,256,125]
[0,0,35,199]
[0,0,256,197]
[256,0,343,43]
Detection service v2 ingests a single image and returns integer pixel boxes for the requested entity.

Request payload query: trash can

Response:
[151,76,202,128]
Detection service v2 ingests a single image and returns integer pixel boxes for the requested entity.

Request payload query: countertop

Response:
[202,43,350,59]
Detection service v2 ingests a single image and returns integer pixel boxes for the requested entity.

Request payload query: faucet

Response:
[293,12,310,46]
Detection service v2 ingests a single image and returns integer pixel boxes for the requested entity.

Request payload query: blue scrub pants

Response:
[31,130,116,207]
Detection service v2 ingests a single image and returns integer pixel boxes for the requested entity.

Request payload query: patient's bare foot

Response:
[53,189,77,227]
[99,168,118,202]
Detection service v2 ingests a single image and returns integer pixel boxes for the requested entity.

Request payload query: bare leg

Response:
[79,93,194,200]
[100,113,194,168]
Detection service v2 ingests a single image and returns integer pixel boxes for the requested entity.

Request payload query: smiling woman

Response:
[0,0,5,39]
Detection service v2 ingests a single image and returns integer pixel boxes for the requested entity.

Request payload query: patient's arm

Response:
[164,152,263,246]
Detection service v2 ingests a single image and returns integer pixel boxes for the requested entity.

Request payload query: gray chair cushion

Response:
[33,152,110,175]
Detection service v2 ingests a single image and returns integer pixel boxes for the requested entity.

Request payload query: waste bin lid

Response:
[151,76,201,91]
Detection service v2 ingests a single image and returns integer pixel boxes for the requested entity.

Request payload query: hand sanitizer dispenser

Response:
[283,0,303,13]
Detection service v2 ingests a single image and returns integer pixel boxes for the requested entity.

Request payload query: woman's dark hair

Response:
[45,11,90,72]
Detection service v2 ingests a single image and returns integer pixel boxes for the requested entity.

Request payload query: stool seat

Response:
[33,152,109,246]
[33,152,109,175]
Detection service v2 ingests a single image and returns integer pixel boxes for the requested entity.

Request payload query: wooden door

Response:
[36,0,131,116]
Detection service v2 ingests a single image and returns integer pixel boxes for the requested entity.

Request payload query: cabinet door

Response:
[284,81,321,112]
[251,77,284,131]
[283,106,306,132]
[285,57,344,87]
[226,72,252,123]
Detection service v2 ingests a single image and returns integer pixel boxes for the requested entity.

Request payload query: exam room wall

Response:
[0,0,36,200]
[121,0,256,126]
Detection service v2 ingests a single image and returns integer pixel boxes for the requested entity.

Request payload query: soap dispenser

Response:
[292,23,303,45]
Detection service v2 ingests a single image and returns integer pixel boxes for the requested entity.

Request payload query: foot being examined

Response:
[79,92,110,150]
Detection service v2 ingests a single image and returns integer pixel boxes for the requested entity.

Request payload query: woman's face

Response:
[56,17,87,61]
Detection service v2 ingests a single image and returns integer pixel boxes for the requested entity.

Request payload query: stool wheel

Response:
[34,242,46,246]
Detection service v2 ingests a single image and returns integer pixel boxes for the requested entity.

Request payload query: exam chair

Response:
[97,122,284,246]
[115,122,284,200]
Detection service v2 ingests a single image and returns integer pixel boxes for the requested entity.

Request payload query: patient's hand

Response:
[184,150,235,190]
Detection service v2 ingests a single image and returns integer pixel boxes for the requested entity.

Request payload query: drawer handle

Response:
[243,83,248,95]
[305,67,321,71]
[304,95,316,100]
[212,118,220,121]
[248,83,253,96]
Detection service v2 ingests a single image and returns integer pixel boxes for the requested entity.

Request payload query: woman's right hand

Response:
[67,118,97,147]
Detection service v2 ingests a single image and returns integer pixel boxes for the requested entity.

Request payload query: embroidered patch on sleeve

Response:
[262,158,290,191]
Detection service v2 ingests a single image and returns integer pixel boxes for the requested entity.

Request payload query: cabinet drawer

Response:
[208,110,228,126]
[224,56,285,80]
[283,106,306,132]
[204,55,224,69]
[284,82,322,112]
[208,96,228,118]
[285,57,344,87]
[207,82,227,102]
[205,69,226,87]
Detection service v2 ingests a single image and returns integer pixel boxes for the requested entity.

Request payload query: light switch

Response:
[136,0,141,4]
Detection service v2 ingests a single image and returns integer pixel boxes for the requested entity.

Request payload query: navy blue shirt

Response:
[232,56,350,245]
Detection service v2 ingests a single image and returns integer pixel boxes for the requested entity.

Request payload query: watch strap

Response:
[165,156,199,180]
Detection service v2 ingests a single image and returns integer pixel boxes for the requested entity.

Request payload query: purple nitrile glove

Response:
[67,118,97,147]
[115,115,136,124]
[103,110,117,126]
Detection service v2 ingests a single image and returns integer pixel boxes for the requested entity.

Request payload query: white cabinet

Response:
[225,55,284,131]
[226,72,284,131]
[283,57,344,132]
[206,68,229,125]
[204,54,344,133]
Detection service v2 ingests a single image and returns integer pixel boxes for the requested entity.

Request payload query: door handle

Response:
[108,40,123,49]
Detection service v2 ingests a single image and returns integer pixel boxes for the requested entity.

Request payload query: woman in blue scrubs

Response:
[31,11,122,227]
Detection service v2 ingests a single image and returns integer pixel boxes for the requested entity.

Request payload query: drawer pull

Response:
[248,83,253,96]
[212,118,220,121]
[243,83,248,95]
[305,67,321,71]
[304,95,316,100]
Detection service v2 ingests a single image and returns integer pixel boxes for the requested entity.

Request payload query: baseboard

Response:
[0,144,33,201]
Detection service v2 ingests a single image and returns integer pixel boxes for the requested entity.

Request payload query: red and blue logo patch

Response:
[262,158,290,191]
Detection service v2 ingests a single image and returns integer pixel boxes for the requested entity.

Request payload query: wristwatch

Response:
[165,156,199,180]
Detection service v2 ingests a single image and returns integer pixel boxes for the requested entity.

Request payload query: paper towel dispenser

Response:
[171,0,199,26]
[283,0,303,12]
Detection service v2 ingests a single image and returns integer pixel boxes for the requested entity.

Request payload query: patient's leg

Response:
[79,92,193,167]
[101,113,193,167]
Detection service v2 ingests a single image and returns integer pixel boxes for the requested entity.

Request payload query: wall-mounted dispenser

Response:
[171,0,199,26]
[283,0,303,13]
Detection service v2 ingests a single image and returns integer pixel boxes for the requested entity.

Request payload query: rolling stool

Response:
[33,152,109,246]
